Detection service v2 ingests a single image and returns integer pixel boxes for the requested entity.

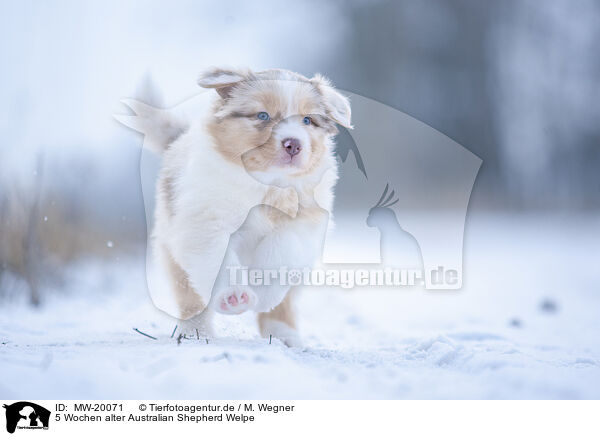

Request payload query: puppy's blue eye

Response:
[257,112,270,121]
[303,116,311,125]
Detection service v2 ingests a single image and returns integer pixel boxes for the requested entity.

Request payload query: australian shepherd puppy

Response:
[122,68,351,346]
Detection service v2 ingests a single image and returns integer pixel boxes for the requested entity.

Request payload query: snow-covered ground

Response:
[1,213,599,399]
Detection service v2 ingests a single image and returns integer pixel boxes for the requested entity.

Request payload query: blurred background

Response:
[1,0,599,305]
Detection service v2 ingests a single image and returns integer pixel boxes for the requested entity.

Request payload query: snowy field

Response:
[1,213,599,399]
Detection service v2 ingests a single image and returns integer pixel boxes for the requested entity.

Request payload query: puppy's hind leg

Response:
[257,287,302,347]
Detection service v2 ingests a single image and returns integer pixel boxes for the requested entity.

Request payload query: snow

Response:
[1,213,599,399]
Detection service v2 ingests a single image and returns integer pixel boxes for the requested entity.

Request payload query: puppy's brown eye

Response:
[257,112,270,121]
[303,116,311,125]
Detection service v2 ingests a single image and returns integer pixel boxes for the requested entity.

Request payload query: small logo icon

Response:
[3,402,50,434]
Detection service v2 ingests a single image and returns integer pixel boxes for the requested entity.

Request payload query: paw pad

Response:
[217,288,256,314]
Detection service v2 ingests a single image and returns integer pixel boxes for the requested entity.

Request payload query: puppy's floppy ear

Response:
[312,74,352,129]
[198,67,248,99]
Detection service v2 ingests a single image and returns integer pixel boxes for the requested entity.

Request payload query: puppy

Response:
[122,68,351,346]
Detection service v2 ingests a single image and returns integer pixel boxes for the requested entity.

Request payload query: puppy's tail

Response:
[114,77,188,154]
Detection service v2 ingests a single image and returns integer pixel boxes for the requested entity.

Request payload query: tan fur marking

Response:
[164,246,206,319]
[159,175,176,217]
[206,69,332,170]
[262,187,299,219]
[258,287,297,331]
[207,118,272,165]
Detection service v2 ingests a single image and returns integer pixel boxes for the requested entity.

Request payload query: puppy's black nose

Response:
[282,138,302,156]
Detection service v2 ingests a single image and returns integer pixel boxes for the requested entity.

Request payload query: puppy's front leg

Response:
[208,238,258,315]
[174,232,258,339]
[177,306,215,339]
[258,287,301,347]
[167,232,229,337]
[175,231,230,314]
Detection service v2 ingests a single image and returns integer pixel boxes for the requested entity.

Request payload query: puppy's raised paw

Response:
[215,287,257,315]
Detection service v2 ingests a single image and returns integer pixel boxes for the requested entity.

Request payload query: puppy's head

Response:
[200,68,351,188]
